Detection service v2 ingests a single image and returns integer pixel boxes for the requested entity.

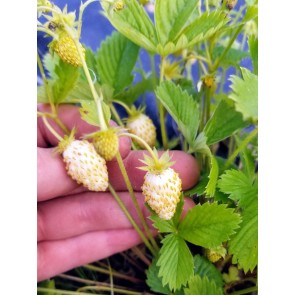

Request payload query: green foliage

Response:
[185,172,209,197]
[248,36,258,75]
[101,0,158,53]
[181,11,229,47]
[229,67,258,121]
[218,170,258,272]
[157,234,194,291]
[205,156,219,197]
[155,0,197,45]
[184,275,224,295]
[156,81,200,146]
[193,255,223,288]
[96,31,139,94]
[146,257,170,294]
[79,100,100,127]
[178,203,241,248]
[204,98,249,145]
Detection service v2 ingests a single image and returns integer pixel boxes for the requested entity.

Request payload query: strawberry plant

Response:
[37,0,258,294]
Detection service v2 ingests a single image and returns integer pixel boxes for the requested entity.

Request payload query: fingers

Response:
[37,229,151,282]
[38,191,195,242]
[37,104,131,159]
[37,148,199,202]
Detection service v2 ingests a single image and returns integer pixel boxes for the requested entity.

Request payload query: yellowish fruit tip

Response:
[138,148,175,173]
[56,128,76,154]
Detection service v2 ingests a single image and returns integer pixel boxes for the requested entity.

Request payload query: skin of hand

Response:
[37,104,200,282]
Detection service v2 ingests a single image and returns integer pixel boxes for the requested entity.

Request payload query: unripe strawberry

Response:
[51,34,85,67]
[126,112,156,148]
[57,135,108,191]
[140,150,182,220]
[91,128,119,161]
[205,245,227,263]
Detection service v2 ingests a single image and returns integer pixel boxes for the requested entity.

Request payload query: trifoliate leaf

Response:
[156,81,200,146]
[52,60,79,104]
[146,257,170,294]
[178,203,241,248]
[181,11,229,47]
[101,0,158,53]
[229,67,258,121]
[248,36,258,75]
[184,275,223,295]
[205,156,219,198]
[217,169,254,201]
[155,0,198,45]
[157,234,194,291]
[96,31,139,94]
[193,255,223,288]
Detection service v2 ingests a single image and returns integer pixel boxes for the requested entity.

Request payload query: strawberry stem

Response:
[41,116,63,142]
[108,184,157,257]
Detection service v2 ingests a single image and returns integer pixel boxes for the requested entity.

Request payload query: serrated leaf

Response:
[42,52,59,79]
[205,156,219,198]
[155,0,197,45]
[217,169,254,201]
[52,60,79,104]
[157,234,194,291]
[149,214,175,233]
[156,34,189,56]
[184,275,223,295]
[179,203,241,248]
[204,98,249,145]
[156,81,200,146]
[248,36,258,75]
[101,0,157,53]
[229,67,258,121]
[96,31,139,94]
[193,255,223,288]
[185,173,209,197]
[181,11,229,47]
[79,100,101,127]
[146,257,170,294]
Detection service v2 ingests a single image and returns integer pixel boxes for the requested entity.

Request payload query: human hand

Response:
[37,104,200,282]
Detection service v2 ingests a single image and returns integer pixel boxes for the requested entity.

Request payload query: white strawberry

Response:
[140,150,182,220]
[126,108,156,149]
[57,132,108,191]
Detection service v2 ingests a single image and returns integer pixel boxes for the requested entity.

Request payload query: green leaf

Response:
[52,60,79,104]
[212,46,250,68]
[156,81,200,146]
[205,156,219,198]
[178,203,241,248]
[189,132,211,156]
[218,170,258,272]
[157,234,194,291]
[42,52,60,79]
[101,0,158,53]
[146,257,170,294]
[248,36,258,75]
[96,31,139,94]
[114,76,154,105]
[229,67,258,121]
[149,214,176,233]
[185,173,209,197]
[193,255,223,288]
[155,0,197,45]
[217,169,254,201]
[181,11,229,47]
[79,100,100,127]
[184,275,223,295]
[204,98,248,145]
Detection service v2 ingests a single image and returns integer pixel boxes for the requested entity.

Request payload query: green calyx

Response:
[138,148,175,174]
[56,128,76,154]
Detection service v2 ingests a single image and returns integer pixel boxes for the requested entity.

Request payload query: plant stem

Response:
[42,116,63,142]
[115,152,159,252]
[159,56,169,150]
[225,127,258,169]
[212,25,244,72]
[110,103,125,127]
[228,286,258,295]
[82,264,142,283]
[108,184,156,256]
[112,100,132,115]
[131,246,151,266]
